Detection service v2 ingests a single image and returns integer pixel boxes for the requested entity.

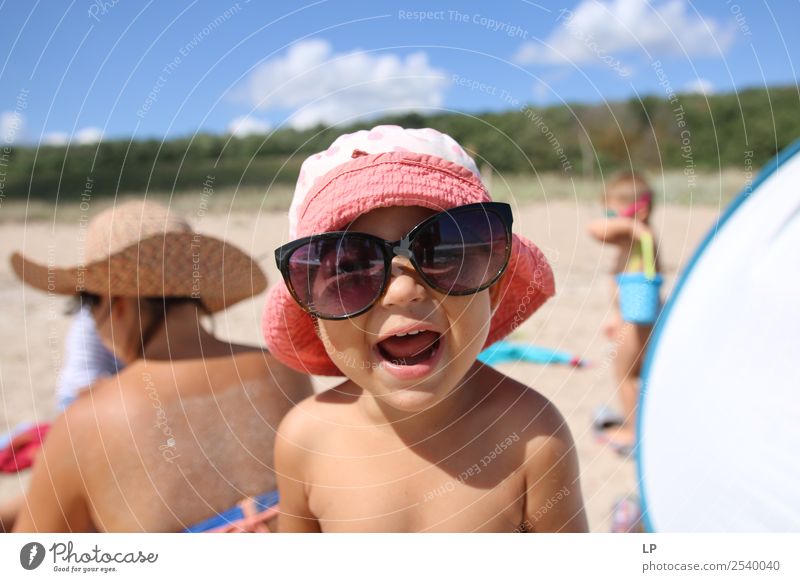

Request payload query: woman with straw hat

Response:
[9,200,312,532]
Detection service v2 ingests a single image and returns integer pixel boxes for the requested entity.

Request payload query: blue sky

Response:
[1,0,798,145]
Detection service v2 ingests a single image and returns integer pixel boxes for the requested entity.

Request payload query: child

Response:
[587,171,660,456]
[263,126,588,532]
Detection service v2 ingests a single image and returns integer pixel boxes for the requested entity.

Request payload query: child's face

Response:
[316,205,494,413]
[604,180,651,220]
[604,194,632,218]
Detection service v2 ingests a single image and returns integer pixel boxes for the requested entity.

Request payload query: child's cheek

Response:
[445,295,492,357]
[317,320,373,376]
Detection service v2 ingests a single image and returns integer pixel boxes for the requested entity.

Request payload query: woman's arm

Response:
[13,409,95,532]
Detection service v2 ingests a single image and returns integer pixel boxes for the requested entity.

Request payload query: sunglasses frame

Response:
[275,202,514,320]
[605,190,653,218]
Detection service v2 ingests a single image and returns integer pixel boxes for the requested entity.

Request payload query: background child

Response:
[264,126,588,532]
[587,171,661,456]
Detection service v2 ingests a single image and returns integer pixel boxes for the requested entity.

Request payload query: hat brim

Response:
[264,151,555,375]
[11,232,267,313]
[262,233,555,376]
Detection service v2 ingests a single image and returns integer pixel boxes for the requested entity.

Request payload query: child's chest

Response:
[306,434,528,532]
[613,242,638,274]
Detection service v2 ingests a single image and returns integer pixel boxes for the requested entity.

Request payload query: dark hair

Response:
[138,297,208,355]
[66,292,102,315]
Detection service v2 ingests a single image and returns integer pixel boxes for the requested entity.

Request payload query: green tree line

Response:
[2,85,798,203]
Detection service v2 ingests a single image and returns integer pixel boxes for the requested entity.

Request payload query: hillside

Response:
[2,85,798,203]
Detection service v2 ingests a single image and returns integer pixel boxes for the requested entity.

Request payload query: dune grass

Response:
[486,167,748,206]
[0,168,750,224]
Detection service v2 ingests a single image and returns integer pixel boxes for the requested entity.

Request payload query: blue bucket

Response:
[616,272,662,324]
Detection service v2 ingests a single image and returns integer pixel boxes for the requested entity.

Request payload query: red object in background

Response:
[0,424,50,473]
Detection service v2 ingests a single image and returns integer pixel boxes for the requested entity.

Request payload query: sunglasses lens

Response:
[287,236,386,317]
[412,207,509,293]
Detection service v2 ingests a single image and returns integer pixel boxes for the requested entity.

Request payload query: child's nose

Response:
[381,257,427,307]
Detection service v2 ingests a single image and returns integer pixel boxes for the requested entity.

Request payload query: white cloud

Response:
[683,78,715,95]
[42,127,103,146]
[234,39,448,129]
[75,127,103,144]
[514,0,735,66]
[1,111,25,145]
[227,115,271,137]
[42,132,69,146]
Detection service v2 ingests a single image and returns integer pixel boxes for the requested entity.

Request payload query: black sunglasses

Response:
[275,202,513,320]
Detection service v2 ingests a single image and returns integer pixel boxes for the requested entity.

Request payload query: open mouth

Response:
[376,330,441,366]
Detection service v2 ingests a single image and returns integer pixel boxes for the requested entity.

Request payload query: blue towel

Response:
[184,490,279,533]
[478,341,584,367]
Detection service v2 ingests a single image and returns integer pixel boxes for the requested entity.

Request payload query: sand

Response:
[0,199,720,532]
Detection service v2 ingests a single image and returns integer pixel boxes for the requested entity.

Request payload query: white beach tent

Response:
[638,140,800,531]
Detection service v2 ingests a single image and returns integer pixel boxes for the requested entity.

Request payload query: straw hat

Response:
[11,200,266,313]
[262,126,555,375]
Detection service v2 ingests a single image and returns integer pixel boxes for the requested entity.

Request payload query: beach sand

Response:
[0,200,720,532]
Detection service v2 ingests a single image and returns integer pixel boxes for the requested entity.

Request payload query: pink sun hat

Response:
[262,125,555,376]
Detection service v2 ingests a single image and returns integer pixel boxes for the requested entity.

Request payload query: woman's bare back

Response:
[63,347,311,532]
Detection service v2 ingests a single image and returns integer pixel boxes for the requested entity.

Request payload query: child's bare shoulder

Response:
[481,368,582,516]
[276,381,361,448]
[479,368,565,432]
